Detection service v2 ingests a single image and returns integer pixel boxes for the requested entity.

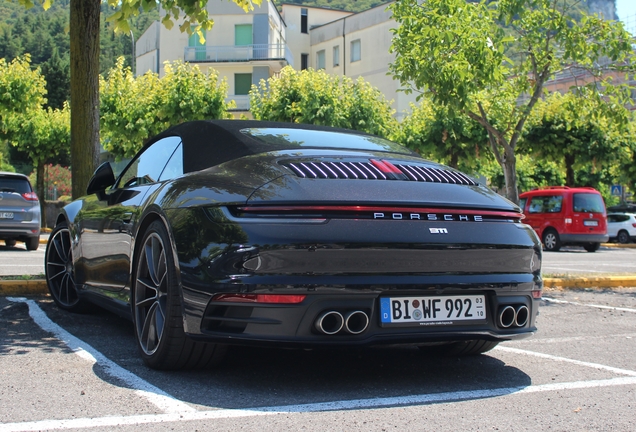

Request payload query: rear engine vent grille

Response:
[282,161,477,186]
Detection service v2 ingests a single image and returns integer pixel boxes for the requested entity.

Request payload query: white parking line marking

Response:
[6,297,195,415]
[4,299,636,432]
[543,296,636,313]
[495,346,636,376]
[2,376,636,431]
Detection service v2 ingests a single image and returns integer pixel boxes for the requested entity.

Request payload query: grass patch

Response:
[0,274,45,281]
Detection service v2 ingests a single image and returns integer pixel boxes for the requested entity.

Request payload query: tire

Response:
[542,229,561,252]
[584,242,600,252]
[26,236,40,251]
[45,222,87,312]
[4,239,16,247]
[617,230,630,244]
[132,220,226,370]
[420,340,499,356]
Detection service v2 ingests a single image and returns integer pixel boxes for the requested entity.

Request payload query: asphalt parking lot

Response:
[1,287,635,431]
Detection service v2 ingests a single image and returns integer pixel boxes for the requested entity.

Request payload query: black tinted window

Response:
[608,214,629,223]
[0,177,31,194]
[241,128,413,155]
[118,137,182,188]
[573,193,604,213]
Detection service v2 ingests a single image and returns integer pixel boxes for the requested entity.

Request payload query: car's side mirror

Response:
[86,162,116,201]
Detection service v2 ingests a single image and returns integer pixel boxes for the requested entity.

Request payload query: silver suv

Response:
[0,172,41,250]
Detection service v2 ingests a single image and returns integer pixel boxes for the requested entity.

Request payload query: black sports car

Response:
[45,120,542,370]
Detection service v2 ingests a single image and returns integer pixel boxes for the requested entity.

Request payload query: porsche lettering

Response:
[373,212,483,222]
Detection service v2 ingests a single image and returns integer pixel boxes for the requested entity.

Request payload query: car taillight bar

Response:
[235,205,523,220]
[21,192,38,201]
[211,294,306,304]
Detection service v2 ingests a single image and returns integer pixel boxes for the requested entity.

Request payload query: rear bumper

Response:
[560,233,609,244]
[0,225,41,240]
[182,283,540,347]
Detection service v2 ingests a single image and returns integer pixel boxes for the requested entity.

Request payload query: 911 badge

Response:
[429,228,448,234]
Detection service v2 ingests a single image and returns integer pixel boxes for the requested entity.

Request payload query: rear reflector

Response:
[531,290,542,299]
[211,294,306,304]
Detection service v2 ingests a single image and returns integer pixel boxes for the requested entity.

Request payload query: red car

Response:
[519,187,608,252]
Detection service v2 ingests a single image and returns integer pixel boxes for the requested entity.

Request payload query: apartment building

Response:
[135,1,417,115]
[136,0,292,111]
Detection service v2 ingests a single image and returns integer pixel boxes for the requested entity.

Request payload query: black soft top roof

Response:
[146,120,371,174]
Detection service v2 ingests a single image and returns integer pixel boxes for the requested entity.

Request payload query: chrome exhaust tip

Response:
[514,305,529,327]
[498,305,516,328]
[344,311,369,334]
[315,311,344,335]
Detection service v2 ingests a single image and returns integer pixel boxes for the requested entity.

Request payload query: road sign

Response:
[611,184,622,197]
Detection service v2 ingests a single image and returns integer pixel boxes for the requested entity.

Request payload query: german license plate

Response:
[380,295,486,326]
[584,220,598,226]
[0,212,13,219]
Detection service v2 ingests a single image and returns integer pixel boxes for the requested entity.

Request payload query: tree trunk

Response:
[501,147,519,204]
[70,0,100,199]
[565,153,575,186]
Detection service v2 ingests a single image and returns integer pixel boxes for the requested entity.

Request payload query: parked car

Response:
[0,172,41,251]
[45,120,542,370]
[607,213,636,244]
[519,186,608,252]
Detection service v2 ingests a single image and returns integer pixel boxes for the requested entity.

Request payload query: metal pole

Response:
[130,30,135,76]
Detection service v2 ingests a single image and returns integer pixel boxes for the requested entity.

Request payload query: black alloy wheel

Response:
[46,223,85,311]
[133,220,226,370]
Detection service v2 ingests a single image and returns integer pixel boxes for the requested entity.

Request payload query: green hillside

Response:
[280,1,390,12]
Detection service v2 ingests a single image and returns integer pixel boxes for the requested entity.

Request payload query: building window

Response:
[301,8,308,34]
[235,73,252,95]
[333,45,340,67]
[235,24,253,46]
[188,26,206,61]
[316,50,325,70]
[351,39,361,62]
[301,53,308,70]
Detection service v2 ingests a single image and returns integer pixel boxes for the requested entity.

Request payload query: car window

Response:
[0,177,31,194]
[608,214,629,223]
[117,137,182,188]
[528,196,562,213]
[519,198,527,211]
[158,143,183,181]
[573,193,604,213]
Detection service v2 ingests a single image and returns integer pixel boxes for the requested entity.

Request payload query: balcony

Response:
[184,44,294,68]
[228,95,250,111]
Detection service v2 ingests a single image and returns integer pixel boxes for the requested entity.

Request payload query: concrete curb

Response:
[2,276,636,297]
[0,279,49,295]
[543,276,636,289]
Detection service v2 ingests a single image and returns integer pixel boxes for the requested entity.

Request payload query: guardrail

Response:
[184,44,293,67]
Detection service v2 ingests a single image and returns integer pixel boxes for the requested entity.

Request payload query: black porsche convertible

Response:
[45,120,542,370]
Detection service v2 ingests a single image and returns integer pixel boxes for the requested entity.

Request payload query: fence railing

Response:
[184,44,293,67]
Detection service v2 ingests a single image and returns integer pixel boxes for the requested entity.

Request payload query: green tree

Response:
[101,58,232,159]
[390,0,635,204]
[3,103,70,208]
[0,55,46,119]
[15,0,262,199]
[250,66,396,137]
[393,99,488,173]
[522,91,628,187]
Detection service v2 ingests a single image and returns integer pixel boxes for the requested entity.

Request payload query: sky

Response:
[616,0,636,20]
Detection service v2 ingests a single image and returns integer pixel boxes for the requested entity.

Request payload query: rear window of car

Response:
[528,196,563,213]
[0,177,32,194]
[573,193,604,213]
[608,214,630,223]
[241,128,414,155]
